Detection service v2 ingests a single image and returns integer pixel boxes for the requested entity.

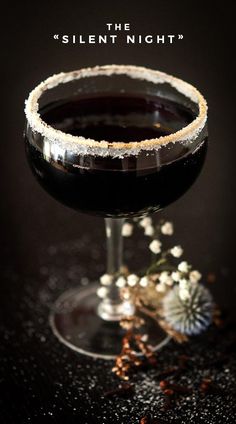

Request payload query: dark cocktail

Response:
[24,65,208,358]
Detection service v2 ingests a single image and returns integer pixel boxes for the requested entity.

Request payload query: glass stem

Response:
[106,217,124,295]
[97,217,134,321]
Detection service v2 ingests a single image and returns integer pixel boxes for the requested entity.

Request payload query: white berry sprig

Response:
[98,217,213,337]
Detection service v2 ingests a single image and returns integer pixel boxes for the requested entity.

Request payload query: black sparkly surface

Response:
[1,236,236,424]
[1,2,236,421]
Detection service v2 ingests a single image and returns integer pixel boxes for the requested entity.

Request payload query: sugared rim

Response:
[24,64,207,153]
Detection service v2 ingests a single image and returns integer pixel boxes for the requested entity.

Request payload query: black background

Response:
[1,1,236,423]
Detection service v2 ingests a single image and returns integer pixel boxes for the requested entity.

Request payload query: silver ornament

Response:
[162,283,213,335]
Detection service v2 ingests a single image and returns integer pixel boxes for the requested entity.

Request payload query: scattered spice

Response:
[199,378,224,395]
[112,331,137,380]
[169,383,192,394]
[139,413,152,424]
[213,306,224,328]
[160,380,192,395]
[162,389,173,411]
[178,354,190,369]
[158,378,193,410]
[139,414,171,423]
[159,380,168,390]
[207,272,216,284]
[163,388,174,396]
[104,382,135,398]
[155,366,178,380]
[112,318,158,380]
[134,334,158,366]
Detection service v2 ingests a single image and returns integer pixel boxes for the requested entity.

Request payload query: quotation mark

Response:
[178,34,184,40]
[54,34,59,40]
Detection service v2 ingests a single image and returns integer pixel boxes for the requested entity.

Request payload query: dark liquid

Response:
[25,94,207,217]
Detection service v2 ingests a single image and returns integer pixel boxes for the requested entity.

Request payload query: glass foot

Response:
[50,284,170,360]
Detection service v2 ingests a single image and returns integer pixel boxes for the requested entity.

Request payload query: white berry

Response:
[178,261,189,273]
[100,274,113,286]
[161,221,174,235]
[170,245,183,258]
[171,271,181,282]
[140,217,152,228]
[115,276,127,288]
[149,239,162,254]
[122,222,133,237]
[189,270,202,283]
[144,225,155,236]
[97,286,108,298]
[139,276,149,287]
[127,274,139,287]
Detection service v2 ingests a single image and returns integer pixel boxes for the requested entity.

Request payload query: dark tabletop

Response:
[1,1,236,423]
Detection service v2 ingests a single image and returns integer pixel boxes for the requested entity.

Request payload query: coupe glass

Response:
[24,65,208,359]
